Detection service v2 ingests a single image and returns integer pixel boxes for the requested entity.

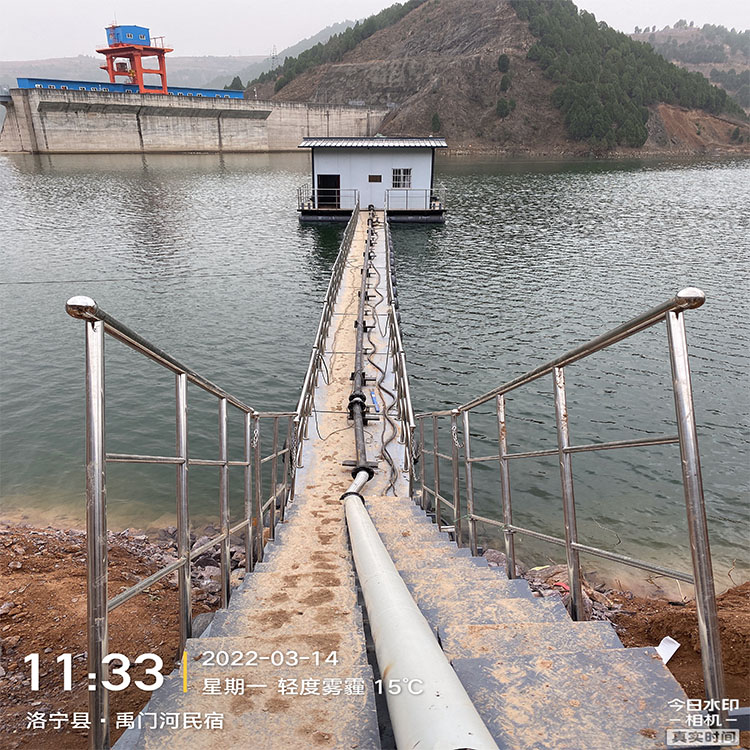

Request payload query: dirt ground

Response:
[0,525,211,750]
[611,583,750,747]
[1,524,748,749]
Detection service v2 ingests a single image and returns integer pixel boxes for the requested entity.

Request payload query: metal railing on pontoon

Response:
[383,216,417,482]
[385,186,446,212]
[297,184,360,211]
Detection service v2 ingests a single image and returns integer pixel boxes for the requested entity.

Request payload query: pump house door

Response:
[317,174,340,208]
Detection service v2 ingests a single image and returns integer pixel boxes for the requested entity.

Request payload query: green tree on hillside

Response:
[512,0,745,148]
[225,76,244,91]
[498,54,510,72]
[431,112,442,132]
[496,98,516,118]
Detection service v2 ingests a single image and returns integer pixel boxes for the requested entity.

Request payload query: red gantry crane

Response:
[97,25,172,95]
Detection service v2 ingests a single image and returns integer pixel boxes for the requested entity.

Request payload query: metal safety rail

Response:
[294,201,360,465]
[297,184,360,211]
[413,288,725,704]
[65,297,296,750]
[385,186,446,212]
[383,218,417,483]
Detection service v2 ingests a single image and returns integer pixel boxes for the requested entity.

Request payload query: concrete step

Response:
[440,621,624,660]
[365,498,435,517]
[210,589,362,639]
[386,553,493,575]
[365,501,439,519]
[115,639,380,750]
[452,648,687,750]
[376,527,453,545]
[229,565,356,602]
[403,578,538,615]
[385,543,483,569]
[223,581,358,620]
[417,594,570,638]
[249,547,352,575]
[372,517,448,536]
[399,572,533,602]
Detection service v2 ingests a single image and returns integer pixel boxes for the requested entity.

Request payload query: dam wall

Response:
[0,89,388,154]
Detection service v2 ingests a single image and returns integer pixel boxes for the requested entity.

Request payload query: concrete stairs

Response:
[364,494,689,750]
[114,499,381,750]
[115,486,688,750]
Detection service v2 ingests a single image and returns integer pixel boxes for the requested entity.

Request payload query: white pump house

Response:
[297,136,447,222]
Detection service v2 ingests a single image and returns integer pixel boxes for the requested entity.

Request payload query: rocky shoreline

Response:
[2,522,633,622]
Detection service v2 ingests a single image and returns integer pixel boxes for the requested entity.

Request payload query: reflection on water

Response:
[1,152,748,594]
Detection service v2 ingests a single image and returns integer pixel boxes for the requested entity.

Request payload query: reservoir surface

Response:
[1,152,747,593]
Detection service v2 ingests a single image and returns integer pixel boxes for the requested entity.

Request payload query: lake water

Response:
[1,152,747,594]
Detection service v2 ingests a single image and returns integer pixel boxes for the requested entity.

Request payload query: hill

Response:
[631,22,749,111]
[207,20,357,90]
[264,0,748,155]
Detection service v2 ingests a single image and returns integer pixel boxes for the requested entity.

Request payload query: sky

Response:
[1,0,748,60]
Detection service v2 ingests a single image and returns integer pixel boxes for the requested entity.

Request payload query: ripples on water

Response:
[0,153,747,592]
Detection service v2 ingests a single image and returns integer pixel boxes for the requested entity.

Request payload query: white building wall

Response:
[312,147,434,210]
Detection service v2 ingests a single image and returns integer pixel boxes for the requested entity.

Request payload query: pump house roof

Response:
[299,137,448,149]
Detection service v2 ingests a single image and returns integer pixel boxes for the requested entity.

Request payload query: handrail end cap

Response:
[65,296,99,320]
[676,287,705,310]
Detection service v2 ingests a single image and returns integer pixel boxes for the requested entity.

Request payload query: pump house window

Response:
[392,168,412,188]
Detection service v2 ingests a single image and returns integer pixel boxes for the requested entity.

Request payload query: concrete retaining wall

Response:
[0,89,388,153]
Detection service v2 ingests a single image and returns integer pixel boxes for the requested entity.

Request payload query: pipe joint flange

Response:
[352,463,376,480]
[340,490,365,503]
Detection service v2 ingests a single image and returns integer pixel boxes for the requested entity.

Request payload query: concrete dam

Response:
[0,88,388,154]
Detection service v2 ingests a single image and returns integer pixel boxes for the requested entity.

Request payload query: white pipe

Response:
[344,486,499,750]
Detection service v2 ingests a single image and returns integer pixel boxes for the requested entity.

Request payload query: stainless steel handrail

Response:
[293,201,360,467]
[67,296,257,414]
[458,288,705,411]
[413,287,725,705]
[297,183,360,211]
[66,297,297,750]
[383,216,417,484]
[384,186,447,212]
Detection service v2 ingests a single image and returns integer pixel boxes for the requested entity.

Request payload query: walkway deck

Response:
[117,210,403,749]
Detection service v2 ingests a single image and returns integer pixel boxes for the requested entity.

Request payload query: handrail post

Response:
[462,410,479,556]
[269,415,279,538]
[496,395,516,579]
[175,373,191,654]
[432,415,442,529]
[666,310,725,702]
[293,415,303,471]
[252,414,263,563]
[553,366,585,620]
[418,417,426,509]
[280,416,292,521]
[450,409,462,546]
[218,398,230,608]
[407,425,415,497]
[84,319,110,750]
[244,411,254,572]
